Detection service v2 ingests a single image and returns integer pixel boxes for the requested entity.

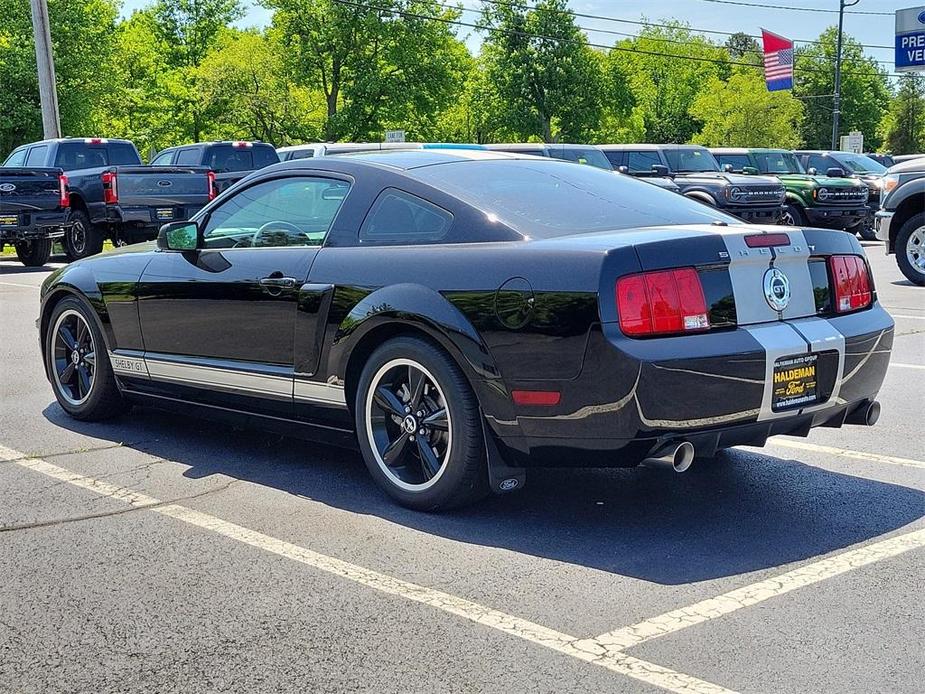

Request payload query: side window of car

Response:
[175,148,201,166]
[24,145,49,166]
[715,154,750,172]
[807,154,829,172]
[150,151,174,166]
[627,150,662,173]
[359,188,453,245]
[603,151,625,168]
[202,176,350,249]
[4,148,28,166]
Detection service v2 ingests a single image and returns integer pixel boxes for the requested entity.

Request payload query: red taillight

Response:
[829,255,872,313]
[617,268,709,337]
[101,171,118,205]
[207,171,217,200]
[745,233,790,248]
[58,173,69,208]
[511,390,561,406]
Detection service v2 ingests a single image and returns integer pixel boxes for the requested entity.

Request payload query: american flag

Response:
[761,29,794,91]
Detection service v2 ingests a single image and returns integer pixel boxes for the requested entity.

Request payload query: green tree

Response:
[0,0,119,155]
[794,27,890,150]
[195,29,326,145]
[878,74,925,155]
[691,70,805,148]
[478,0,605,143]
[267,0,468,141]
[724,32,760,61]
[153,0,244,68]
[607,23,729,143]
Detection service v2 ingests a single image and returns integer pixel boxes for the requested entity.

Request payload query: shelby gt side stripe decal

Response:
[108,351,347,406]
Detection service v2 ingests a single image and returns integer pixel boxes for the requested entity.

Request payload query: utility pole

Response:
[831,0,860,150]
[30,0,61,139]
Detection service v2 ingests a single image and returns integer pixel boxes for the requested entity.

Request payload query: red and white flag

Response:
[761,29,794,91]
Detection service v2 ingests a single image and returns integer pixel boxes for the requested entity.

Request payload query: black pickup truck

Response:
[3,138,215,260]
[0,167,71,266]
[599,144,787,223]
[150,141,279,194]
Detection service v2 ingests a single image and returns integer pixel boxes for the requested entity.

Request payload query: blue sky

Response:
[120,0,909,71]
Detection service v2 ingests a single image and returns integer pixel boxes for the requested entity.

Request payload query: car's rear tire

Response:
[354,336,488,511]
[895,213,925,286]
[45,296,125,420]
[780,204,805,226]
[64,209,104,261]
[14,238,52,267]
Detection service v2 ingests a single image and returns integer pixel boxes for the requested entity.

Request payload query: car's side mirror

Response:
[826,167,846,177]
[722,163,734,173]
[651,164,670,177]
[742,166,759,175]
[617,165,629,174]
[157,221,200,251]
[807,167,817,175]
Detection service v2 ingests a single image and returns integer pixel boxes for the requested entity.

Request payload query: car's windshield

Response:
[754,152,804,174]
[664,148,719,173]
[420,159,739,238]
[835,153,887,174]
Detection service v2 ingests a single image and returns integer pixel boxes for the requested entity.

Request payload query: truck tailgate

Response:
[0,167,64,214]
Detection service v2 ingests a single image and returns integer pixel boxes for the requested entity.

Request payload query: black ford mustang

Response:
[38,150,893,510]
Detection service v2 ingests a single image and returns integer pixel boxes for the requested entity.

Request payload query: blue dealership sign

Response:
[896,6,925,72]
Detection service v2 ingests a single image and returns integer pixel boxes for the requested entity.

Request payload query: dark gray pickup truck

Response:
[150,141,279,195]
[3,138,215,260]
[875,158,925,285]
[0,167,72,266]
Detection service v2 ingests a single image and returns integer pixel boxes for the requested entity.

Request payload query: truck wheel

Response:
[781,204,805,226]
[45,296,125,420]
[355,336,488,511]
[64,210,104,261]
[14,239,52,267]
[896,213,925,286]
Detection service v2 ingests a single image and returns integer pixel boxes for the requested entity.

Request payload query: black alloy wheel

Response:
[355,337,487,510]
[45,297,124,420]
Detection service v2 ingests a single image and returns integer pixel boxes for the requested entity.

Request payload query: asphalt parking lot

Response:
[1,243,922,694]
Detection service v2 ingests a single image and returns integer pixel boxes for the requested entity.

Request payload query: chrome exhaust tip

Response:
[846,400,880,427]
[642,441,695,473]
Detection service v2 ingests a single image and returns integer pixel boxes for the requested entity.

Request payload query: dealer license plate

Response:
[772,353,819,411]
[155,208,175,220]
[0,215,18,227]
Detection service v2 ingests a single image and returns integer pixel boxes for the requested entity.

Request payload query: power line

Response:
[461,1,897,68]
[474,0,894,50]
[696,0,892,15]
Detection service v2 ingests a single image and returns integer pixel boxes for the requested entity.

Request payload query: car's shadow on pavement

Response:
[44,403,925,586]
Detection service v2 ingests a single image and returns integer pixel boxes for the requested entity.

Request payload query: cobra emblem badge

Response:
[763,267,791,312]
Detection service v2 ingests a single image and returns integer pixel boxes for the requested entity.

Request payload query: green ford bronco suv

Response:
[710,148,869,234]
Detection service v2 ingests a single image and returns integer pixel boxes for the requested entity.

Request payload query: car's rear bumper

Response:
[0,211,71,242]
[805,205,869,229]
[491,307,893,467]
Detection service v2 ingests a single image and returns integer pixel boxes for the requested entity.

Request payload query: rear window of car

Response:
[205,145,279,172]
[420,159,739,238]
[54,141,140,168]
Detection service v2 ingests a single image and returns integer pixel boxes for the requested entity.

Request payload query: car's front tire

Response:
[45,296,124,420]
[355,336,488,511]
[14,239,52,267]
[780,204,805,226]
[895,213,925,286]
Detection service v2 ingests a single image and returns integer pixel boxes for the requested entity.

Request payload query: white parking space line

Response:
[892,315,925,321]
[892,363,925,371]
[0,444,732,694]
[579,528,925,656]
[0,280,40,289]
[761,439,925,470]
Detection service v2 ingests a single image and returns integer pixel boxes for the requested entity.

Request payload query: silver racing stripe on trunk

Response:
[743,318,845,421]
[722,229,816,325]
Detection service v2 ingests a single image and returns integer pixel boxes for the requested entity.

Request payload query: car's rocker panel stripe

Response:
[108,350,347,406]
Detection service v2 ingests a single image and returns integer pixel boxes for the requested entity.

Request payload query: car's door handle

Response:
[259,276,298,289]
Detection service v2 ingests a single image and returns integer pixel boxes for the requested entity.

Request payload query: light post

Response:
[831,0,860,150]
